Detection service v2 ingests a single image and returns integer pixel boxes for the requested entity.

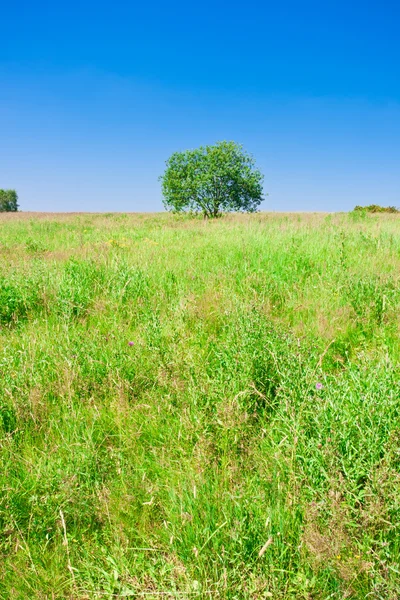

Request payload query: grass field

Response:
[0,211,399,599]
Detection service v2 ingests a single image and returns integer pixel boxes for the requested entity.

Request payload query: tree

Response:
[159,141,264,218]
[0,190,19,212]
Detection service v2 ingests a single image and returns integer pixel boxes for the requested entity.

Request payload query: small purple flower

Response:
[316,382,323,390]
[128,341,134,346]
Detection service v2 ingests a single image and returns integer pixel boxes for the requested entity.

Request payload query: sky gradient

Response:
[1,0,399,212]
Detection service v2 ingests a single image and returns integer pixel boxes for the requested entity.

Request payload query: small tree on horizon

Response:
[159,141,264,218]
[0,190,19,212]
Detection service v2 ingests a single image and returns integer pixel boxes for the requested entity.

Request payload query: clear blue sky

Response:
[1,0,399,212]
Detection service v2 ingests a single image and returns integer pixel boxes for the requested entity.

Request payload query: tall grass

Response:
[0,212,399,598]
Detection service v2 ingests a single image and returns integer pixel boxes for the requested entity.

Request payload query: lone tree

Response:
[160,141,264,218]
[0,190,19,212]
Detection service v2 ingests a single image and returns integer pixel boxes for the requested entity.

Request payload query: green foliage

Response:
[0,189,19,212]
[0,273,43,325]
[25,237,48,254]
[354,204,399,213]
[0,212,399,598]
[160,141,264,217]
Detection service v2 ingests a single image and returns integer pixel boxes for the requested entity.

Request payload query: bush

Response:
[0,190,19,212]
[353,204,399,214]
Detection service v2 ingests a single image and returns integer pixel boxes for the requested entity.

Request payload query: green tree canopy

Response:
[0,190,19,212]
[159,141,264,218]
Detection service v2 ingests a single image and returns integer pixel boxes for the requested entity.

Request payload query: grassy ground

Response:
[0,211,399,599]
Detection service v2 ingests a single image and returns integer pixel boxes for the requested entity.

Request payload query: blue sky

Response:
[1,0,399,212]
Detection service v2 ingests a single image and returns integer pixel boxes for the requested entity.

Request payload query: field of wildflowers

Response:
[0,211,399,598]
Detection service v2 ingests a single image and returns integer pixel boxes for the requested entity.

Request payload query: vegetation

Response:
[160,141,264,218]
[0,189,19,212]
[354,204,399,214]
[0,211,399,599]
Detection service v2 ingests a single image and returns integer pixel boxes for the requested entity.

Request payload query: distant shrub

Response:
[353,204,399,214]
[0,189,19,212]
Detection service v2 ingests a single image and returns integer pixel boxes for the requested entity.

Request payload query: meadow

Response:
[0,211,399,599]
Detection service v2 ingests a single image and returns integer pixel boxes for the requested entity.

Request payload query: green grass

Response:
[0,211,399,599]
